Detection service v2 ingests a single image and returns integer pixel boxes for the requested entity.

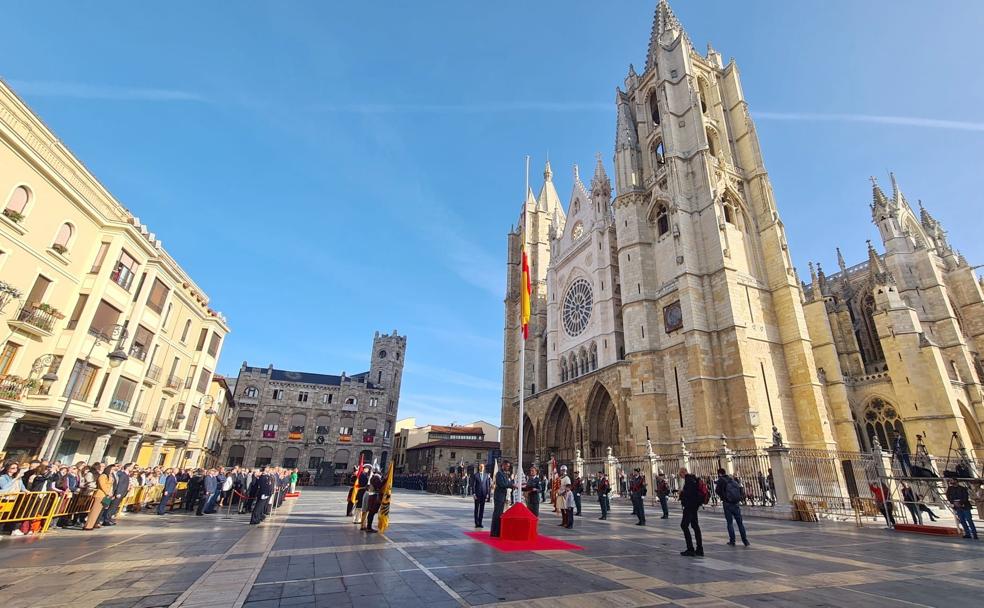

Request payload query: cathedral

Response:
[500,0,984,466]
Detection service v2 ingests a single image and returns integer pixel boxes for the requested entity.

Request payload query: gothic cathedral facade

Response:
[500,0,984,465]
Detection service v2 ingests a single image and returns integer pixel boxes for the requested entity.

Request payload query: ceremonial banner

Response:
[377,462,394,533]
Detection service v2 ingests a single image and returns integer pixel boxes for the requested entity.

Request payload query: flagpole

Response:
[518,154,530,496]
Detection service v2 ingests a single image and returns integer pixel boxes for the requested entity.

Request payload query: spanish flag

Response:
[377,461,394,534]
[521,244,531,340]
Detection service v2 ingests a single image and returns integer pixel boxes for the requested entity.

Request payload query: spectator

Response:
[946,478,978,540]
[714,468,749,547]
[84,463,115,531]
[678,467,704,557]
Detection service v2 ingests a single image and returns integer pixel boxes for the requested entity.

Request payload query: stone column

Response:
[89,432,113,463]
[604,446,619,495]
[170,445,184,468]
[674,437,691,493]
[718,435,735,476]
[149,439,166,467]
[766,444,795,516]
[0,411,24,456]
[122,434,143,463]
[646,439,662,505]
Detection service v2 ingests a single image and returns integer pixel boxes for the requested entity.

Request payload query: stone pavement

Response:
[1,488,982,608]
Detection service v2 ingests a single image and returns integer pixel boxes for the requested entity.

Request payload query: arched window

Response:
[723,201,735,225]
[234,410,254,430]
[333,448,351,474]
[359,449,374,464]
[570,354,578,379]
[181,319,192,343]
[255,446,273,467]
[861,398,908,453]
[3,185,30,221]
[262,411,279,439]
[655,204,669,237]
[560,356,568,382]
[52,222,74,253]
[308,448,326,471]
[590,343,598,371]
[648,89,660,125]
[706,128,719,157]
[244,386,259,398]
[227,445,246,467]
[289,413,306,439]
[344,396,357,406]
[698,78,710,114]
[282,447,300,468]
[316,415,331,435]
[339,412,355,438]
[652,140,665,168]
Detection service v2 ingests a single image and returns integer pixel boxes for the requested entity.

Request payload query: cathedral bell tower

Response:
[611,0,837,450]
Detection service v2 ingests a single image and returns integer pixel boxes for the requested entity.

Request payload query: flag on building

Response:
[520,244,531,340]
[377,461,395,534]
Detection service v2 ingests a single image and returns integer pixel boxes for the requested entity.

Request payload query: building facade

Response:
[404,438,500,475]
[219,331,405,481]
[500,0,984,465]
[392,420,499,473]
[0,79,230,467]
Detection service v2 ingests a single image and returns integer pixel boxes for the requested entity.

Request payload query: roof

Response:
[244,366,375,388]
[407,439,500,451]
[428,425,484,435]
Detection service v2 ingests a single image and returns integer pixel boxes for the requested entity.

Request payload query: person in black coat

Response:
[523,465,541,517]
[678,468,703,556]
[250,468,275,525]
[185,470,204,512]
[471,463,492,528]
[102,463,132,525]
[490,460,516,538]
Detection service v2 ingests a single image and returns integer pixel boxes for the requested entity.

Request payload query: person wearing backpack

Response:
[656,472,670,519]
[714,468,749,547]
[678,467,704,557]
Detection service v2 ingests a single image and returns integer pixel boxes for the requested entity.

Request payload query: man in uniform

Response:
[472,463,491,528]
[656,471,670,519]
[490,460,515,538]
[629,468,646,525]
[250,467,274,525]
[597,470,611,520]
[571,471,583,517]
[352,464,371,524]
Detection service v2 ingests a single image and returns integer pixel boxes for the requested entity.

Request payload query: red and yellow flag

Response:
[377,462,395,534]
[520,244,531,340]
[349,454,365,505]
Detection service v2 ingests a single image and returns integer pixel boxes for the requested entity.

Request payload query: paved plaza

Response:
[0,488,982,608]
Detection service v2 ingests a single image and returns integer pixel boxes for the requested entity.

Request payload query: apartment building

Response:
[0,79,230,466]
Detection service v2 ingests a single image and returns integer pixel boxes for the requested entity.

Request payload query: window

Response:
[652,141,665,167]
[52,223,73,253]
[308,455,323,470]
[129,325,154,361]
[186,366,196,389]
[289,414,306,439]
[648,89,660,125]
[323,393,333,404]
[89,300,122,337]
[227,445,245,467]
[235,413,253,430]
[170,403,185,429]
[186,405,201,432]
[196,328,208,351]
[272,388,284,400]
[369,398,378,408]
[107,377,136,412]
[196,367,212,393]
[146,279,169,314]
[255,446,273,467]
[66,294,88,330]
[298,391,309,403]
[207,333,222,357]
[180,319,192,343]
[450,451,456,460]
[316,415,331,435]
[110,250,138,291]
[706,128,719,158]
[282,447,300,468]
[339,413,354,438]
[262,422,279,440]
[344,397,357,406]
[363,418,377,443]
[63,359,99,402]
[3,185,30,219]
[25,275,52,307]
[0,342,20,375]
[244,386,259,398]
[90,242,110,274]
[655,204,669,237]
[162,302,173,327]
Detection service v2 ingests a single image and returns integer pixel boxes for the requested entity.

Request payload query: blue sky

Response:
[3,1,982,427]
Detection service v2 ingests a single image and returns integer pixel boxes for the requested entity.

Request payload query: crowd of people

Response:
[0,458,302,536]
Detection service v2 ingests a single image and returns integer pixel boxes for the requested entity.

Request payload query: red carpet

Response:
[893,523,961,536]
[465,530,583,552]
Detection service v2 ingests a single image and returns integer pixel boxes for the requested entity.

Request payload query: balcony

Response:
[144,364,162,386]
[163,374,182,395]
[152,420,169,434]
[130,410,148,427]
[8,305,58,337]
[129,345,148,362]
[0,375,27,401]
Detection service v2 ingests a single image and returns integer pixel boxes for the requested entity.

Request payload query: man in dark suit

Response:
[490,460,516,538]
[102,462,132,526]
[472,463,491,528]
[250,467,274,525]
[185,469,204,512]
[157,468,177,515]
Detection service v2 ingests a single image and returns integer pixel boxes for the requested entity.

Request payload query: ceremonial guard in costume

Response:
[352,464,371,524]
[523,465,541,517]
[345,466,359,517]
[363,467,384,533]
[490,460,516,538]
[597,471,611,520]
[558,465,574,529]
[250,468,274,525]
[571,471,583,517]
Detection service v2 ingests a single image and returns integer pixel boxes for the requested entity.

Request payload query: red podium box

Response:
[501,503,538,542]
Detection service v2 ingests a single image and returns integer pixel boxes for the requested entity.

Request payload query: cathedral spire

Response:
[646,0,686,71]
[536,160,563,215]
[590,153,612,200]
[867,239,890,281]
[836,247,847,272]
[870,176,891,219]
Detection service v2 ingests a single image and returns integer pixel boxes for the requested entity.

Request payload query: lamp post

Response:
[44,324,129,461]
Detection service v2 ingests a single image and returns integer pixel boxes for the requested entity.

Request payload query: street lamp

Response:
[44,324,129,461]
[30,354,59,396]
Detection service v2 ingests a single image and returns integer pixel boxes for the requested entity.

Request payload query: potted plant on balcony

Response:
[51,243,68,255]
[0,375,26,400]
[36,303,65,319]
[1,208,24,223]
[0,281,21,313]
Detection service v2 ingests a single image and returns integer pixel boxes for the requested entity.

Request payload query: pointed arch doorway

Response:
[587,383,620,458]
